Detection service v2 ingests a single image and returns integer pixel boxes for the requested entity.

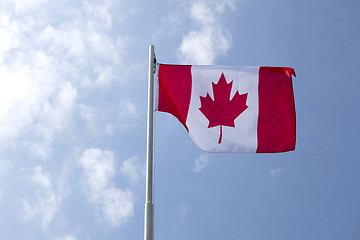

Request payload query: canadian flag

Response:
[155,64,296,153]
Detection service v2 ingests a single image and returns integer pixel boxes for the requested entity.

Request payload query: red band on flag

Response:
[257,67,296,153]
[158,64,192,131]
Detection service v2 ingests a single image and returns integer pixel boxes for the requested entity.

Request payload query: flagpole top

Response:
[149,45,157,73]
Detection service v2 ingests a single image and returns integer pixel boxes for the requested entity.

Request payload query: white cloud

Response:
[101,187,134,227]
[0,13,78,154]
[79,149,115,193]
[0,0,132,157]
[56,235,77,240]
[22,166,65,229]
[178,1,234,64]
[79,148,134,227]
[0,55,77,152]
[0,0,143,237]
[36,82,77,144]
[215,0,236,13]
[0,0,48,13]
[0,159,11,176]
[79,104,101,135]
[37,19,129,87]
[178,203,188,223]
[79,99,139,137]
[119,99,139,121]
[32,165,52,189]
[83,0,119,29]
[191,154,209,173]
[269,167,285,177]
[26,142,51,159]
[121,156,145,185]
[0,14,20,56]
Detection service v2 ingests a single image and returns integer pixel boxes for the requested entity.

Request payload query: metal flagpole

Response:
[144,45,155,240]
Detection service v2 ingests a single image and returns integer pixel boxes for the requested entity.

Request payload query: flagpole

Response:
[144,45,155,240]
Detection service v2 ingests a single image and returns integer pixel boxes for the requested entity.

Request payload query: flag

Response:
[154,64,296,153]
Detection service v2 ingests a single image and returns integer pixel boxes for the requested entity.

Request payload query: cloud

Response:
[79,149,115,193]
[101,187,134,227]
[0,53,77,150]
[0,0,132,158]
[35,10,129,87]
[0,159,11,176]
[0,7,80,154]
[0,159,10,201]
[1,0,48,13]
[79,148,134,227]
[22,166,65,229]
[119,99,139,121]
[178,203,188,223]
[79,98,139,136]
[178,1,234,64]
[0,13,19,55]
[269,167,285,177]
[32,165,52,189]
[191,154,209,173]
[121,156,145,185]
[0,0,142,237]
[56,235,77,240]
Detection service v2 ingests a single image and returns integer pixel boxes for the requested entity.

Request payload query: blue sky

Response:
[0,0,359,239]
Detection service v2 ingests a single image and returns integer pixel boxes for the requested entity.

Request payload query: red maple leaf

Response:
[199,73,248,144]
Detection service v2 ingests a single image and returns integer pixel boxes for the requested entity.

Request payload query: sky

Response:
[0,0,359,239]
